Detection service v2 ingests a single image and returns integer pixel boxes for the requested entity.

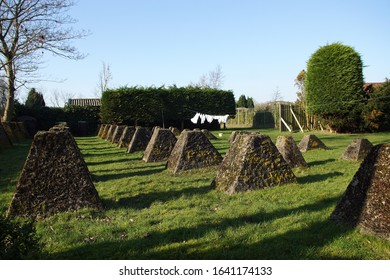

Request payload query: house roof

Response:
[363,82,383,92]
[67,98,101,107]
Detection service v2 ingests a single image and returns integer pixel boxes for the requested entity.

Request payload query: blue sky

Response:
[30,0,390,106]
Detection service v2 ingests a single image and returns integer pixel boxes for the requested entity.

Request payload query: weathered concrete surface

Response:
[330,144,390,240]
[340,138,373,161]
[298,134,328,152]
[201,129,217,140]
[143,128,177,162]
[127,127,152,153]
[97,124,106,137]
[169,127,181,137]
[2,122,28,143]
[8,126,103,218]
[213,133,297,195]
[0,122,13,150]
[111,125,126,144]
[101,124,111,139]
[276,135,307,168]
[106,125,117,142]
[118,126,136,148]
[167,130,222,174]
[228,131,252,143]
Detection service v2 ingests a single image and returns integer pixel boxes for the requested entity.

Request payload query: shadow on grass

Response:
[86,157,135,166]
[297,172,343,184]
[48,196,355,260]
[91,164,166,182]
[104,185,212,210]
[308,158,336,167]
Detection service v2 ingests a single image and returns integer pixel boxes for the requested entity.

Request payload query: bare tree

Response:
[49,89,74,107]
[295,69,306,107]
[0,78,7,115]
[96,61,112,96]
[272,86,283,102]
[208,65,224,89]
[194,65,225,89]
[0,0,88,121]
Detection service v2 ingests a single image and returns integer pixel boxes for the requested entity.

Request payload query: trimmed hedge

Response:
[305,43,365,132]
[100,86,236,127]
[363,79,390,132]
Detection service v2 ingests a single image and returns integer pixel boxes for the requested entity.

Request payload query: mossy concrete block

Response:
[127,127,152,153]
[7,126,103,218]
[106,125,117,142]
[118,126,136,148]
[340,138,373,161]
[97,124,107,137]
[169,127,181,136]
[201,129,217,140]
[276,135,307,168]
[228,131,253,143]
[0,122,13,150]
[330,144,390,240]
[18,122,31,139]
[298,134,328,152]
[101,124,111,139]
[213,133,297,195]
[111,125,126,144]
[2,122,26,143]
[167,130,222,174]
[143,128,177,162]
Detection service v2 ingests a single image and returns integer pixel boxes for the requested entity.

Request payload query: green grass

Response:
[1,129,389,259]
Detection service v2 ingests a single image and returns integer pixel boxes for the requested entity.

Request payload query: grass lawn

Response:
[1,128,389,259]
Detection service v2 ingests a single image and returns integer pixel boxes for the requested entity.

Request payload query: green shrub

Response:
[0,215,40,259]
[25,88,45,110]
[363,79,390,131]
[305,43,365,132]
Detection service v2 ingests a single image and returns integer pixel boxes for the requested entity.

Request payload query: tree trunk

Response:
[2,60,16,122]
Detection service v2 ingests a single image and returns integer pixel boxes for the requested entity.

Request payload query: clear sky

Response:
[28,0,390,106]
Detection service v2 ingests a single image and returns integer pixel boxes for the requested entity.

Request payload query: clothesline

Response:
[190,112,229,124]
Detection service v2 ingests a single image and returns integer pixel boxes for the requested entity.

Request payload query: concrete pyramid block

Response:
[228,131,252,143]
[201,129,217,140]
[106,125,117,142]
[330,144,390,240]
[97,124,106,137]
[111,125,126,144]
[213,133,297,194]
[143,128,177,162]
[2,122,23,143]
[275,135,308,168]
[127,127,152,153]
[169,127,181,136]
[118,126,136,148]
[340,138,373,161]
[8,126,103,217]
[167,130,222,174]
[101,124,110,139]
[298,134,328,152]
[0,122,13,150]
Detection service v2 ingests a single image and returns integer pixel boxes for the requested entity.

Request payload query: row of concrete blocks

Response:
[0,121,30,151]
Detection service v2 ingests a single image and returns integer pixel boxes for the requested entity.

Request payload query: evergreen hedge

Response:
[363,79,390,132]
[100,86,236,126]
[305,43,365,132]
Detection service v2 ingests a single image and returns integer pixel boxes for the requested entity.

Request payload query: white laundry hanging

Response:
[190,112,230,124]
[200,114,206,124]
[205,114,214,123]
[190,113,200,124]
